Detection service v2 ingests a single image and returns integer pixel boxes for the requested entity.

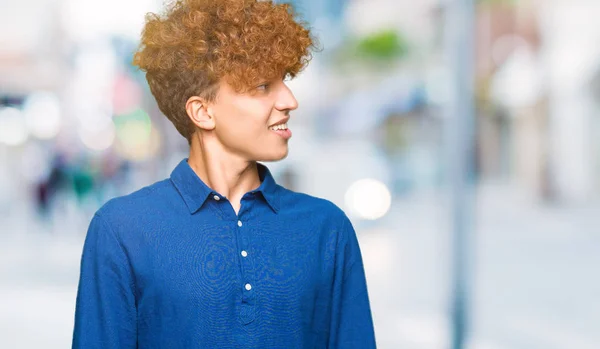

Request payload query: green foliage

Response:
[355,29,408,60]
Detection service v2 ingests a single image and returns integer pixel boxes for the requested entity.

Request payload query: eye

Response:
[257,83,269,91]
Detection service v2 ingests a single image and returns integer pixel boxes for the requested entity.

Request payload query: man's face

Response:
[209,76,298,162]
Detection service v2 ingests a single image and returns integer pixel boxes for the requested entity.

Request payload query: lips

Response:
[268,117,290,128]
[270,127,292,140]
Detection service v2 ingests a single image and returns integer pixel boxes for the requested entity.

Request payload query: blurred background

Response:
[1,0,599,348]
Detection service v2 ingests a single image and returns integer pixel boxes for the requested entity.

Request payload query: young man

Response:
[72,0,376,348]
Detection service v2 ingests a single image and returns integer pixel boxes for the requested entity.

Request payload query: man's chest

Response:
[130,219,333,310]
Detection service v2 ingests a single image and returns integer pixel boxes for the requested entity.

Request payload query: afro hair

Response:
[132,0,317,143]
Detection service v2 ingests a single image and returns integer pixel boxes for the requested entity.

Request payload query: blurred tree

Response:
[331,28,410,70]
[356,29,408,61]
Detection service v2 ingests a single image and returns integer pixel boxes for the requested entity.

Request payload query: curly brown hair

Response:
[132,0,317,144]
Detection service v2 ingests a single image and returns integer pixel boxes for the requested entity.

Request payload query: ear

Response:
[186,96,216,131]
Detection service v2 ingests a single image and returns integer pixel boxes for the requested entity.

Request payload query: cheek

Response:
[234,102,271,132]
[217,106,269,142]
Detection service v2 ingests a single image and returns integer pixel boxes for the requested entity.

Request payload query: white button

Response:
[213,195,220,201]
[241,250,248,257]
[245,283,252,291]
[237,220,243,227]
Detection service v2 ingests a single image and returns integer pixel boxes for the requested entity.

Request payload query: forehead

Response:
[221,70,288,90]
[216,78,251,99]
[213,78,256,103]
[217,73,283,98]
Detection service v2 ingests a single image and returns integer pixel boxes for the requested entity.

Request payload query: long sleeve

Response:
[72,213,137,349]
[328,215,377,348]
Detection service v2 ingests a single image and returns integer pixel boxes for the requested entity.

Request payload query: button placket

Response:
[236,214,257,325]
[237,218,256,302]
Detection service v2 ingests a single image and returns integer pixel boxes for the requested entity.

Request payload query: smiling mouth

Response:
[268,122,288,131]
[269,123,292,140]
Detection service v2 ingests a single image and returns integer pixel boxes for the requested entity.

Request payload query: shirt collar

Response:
[170,158,280,214]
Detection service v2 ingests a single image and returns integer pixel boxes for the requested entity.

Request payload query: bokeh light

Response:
[114,108,160,161]
[79,120,116,151]
[0,107,29,146]
[22,92,63,140]
[344,178,392,220]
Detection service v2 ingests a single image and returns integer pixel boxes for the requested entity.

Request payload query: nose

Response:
[275,82,299,112]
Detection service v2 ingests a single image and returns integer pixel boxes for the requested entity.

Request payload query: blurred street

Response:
[3,0,600,347]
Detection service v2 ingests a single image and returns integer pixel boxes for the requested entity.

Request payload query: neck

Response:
[187,132,261,210]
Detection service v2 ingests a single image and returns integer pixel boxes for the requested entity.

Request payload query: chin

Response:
[258,148,289,162]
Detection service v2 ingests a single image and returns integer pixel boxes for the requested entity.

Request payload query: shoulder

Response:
[94,178,174,228]
[277,185,351,227]
[278,187,361,258]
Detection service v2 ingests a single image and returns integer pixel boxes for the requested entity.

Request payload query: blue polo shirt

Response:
[72,158,376,348]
